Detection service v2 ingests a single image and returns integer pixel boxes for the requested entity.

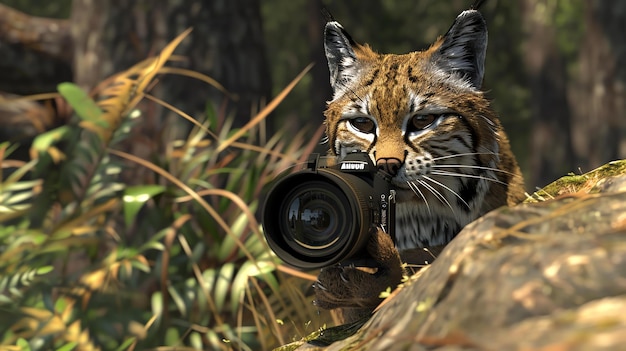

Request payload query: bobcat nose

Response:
[376,157,402,176]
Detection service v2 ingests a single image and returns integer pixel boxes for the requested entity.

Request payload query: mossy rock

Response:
[282,160,626,350]
[526,159,626,201]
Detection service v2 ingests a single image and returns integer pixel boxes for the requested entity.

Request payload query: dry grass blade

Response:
[92,28,193,142]
[250,276,285,346]
[174,188,260,236]
[275,265,317,282]
[230,142,300,162]
[143,93,219,140]
[127,314,159,351]
[158,67,236,100]
[244,284,269,351]
[145,93,299,162]
[217,63,314,153]
[0,92,60,103]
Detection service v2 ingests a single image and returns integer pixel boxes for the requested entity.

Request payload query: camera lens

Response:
[262,152,395,270]
[281,181,349,256]
[262,169,375,269]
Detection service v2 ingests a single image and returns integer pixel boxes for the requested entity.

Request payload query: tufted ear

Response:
[324,21,360,98]
[431,10,488,89]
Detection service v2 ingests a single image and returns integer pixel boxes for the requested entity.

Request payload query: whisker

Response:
[477,145,498,156]
[417,179,457,219]
[422,175,470,210]
[430,152,498,162]
[432,164,521,178]
[407,181,431,215]
[478,114,496,129]
[404,263,432,271]
[430,170,508,187]
[422,247,438,260]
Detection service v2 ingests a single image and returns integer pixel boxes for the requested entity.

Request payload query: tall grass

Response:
[0,30,332,350]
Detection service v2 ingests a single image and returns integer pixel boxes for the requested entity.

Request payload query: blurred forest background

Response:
[1,0,625,188]
[0,0,625,350]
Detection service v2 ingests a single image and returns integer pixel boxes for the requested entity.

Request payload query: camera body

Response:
[262,151,396,270]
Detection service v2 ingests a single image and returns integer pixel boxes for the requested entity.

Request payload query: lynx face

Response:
[323,10,525,250]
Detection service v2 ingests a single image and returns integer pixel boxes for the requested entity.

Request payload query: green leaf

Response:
[36,266,54,275]
[139,240,165,252]
[123,185,166,226]
[165,327,180,346]
[0,295,12,304]
[230,259,277,315]
[230,261,251,316]
[115,337,136,351]
[167,284,187,317]
[214,263,235,313]
[56,342,77,351]
[57,82,105,126]
[205,99,218,130]
[130,257,151,273]
[1,179,41,193]
[190,242,205,263]
[244,230,266,258]
[201,269,216,293]
[190,332,203,350]
[0,141,18,157]
[151,291,163,317]
[218,211,248,261]
[31,125,71,155]
[205,329,222,349]
[16,338,31,351]
[253,254,280,291]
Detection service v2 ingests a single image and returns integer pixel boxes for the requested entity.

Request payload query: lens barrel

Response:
[262,168,376,270]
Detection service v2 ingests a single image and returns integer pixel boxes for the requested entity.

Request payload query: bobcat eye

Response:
[409,114,438,131]
[349,117,375,133]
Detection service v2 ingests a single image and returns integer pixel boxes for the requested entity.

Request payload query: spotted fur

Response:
[323,10,525,252]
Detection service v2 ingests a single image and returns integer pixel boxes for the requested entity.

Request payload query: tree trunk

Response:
[568,2,626,171]
[519,1,576,188]
[307,0,332,136]
[160,0,272,129]
[0,4,72,157]
[70,0,271,131]
[0,3,72,62]
[0,4,72,95]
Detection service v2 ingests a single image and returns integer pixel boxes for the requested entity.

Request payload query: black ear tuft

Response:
[432,10,488,89]
[321,6,335,22]
[470,0,487,10]
[324,21,360,98]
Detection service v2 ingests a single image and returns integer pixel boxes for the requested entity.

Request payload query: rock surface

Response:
[286,160,626,350]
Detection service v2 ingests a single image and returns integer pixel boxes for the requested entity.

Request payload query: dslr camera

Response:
[261,151,396,270]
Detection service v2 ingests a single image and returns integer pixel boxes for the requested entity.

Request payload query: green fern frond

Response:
[0,266,53,303]
[0,147,40,222]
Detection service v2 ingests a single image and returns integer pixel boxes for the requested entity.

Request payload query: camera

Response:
[261,151,396,270]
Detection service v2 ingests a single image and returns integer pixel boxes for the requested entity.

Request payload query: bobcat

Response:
[313,8,526,322]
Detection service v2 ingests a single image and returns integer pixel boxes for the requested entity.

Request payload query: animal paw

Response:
[313,229,403,322]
